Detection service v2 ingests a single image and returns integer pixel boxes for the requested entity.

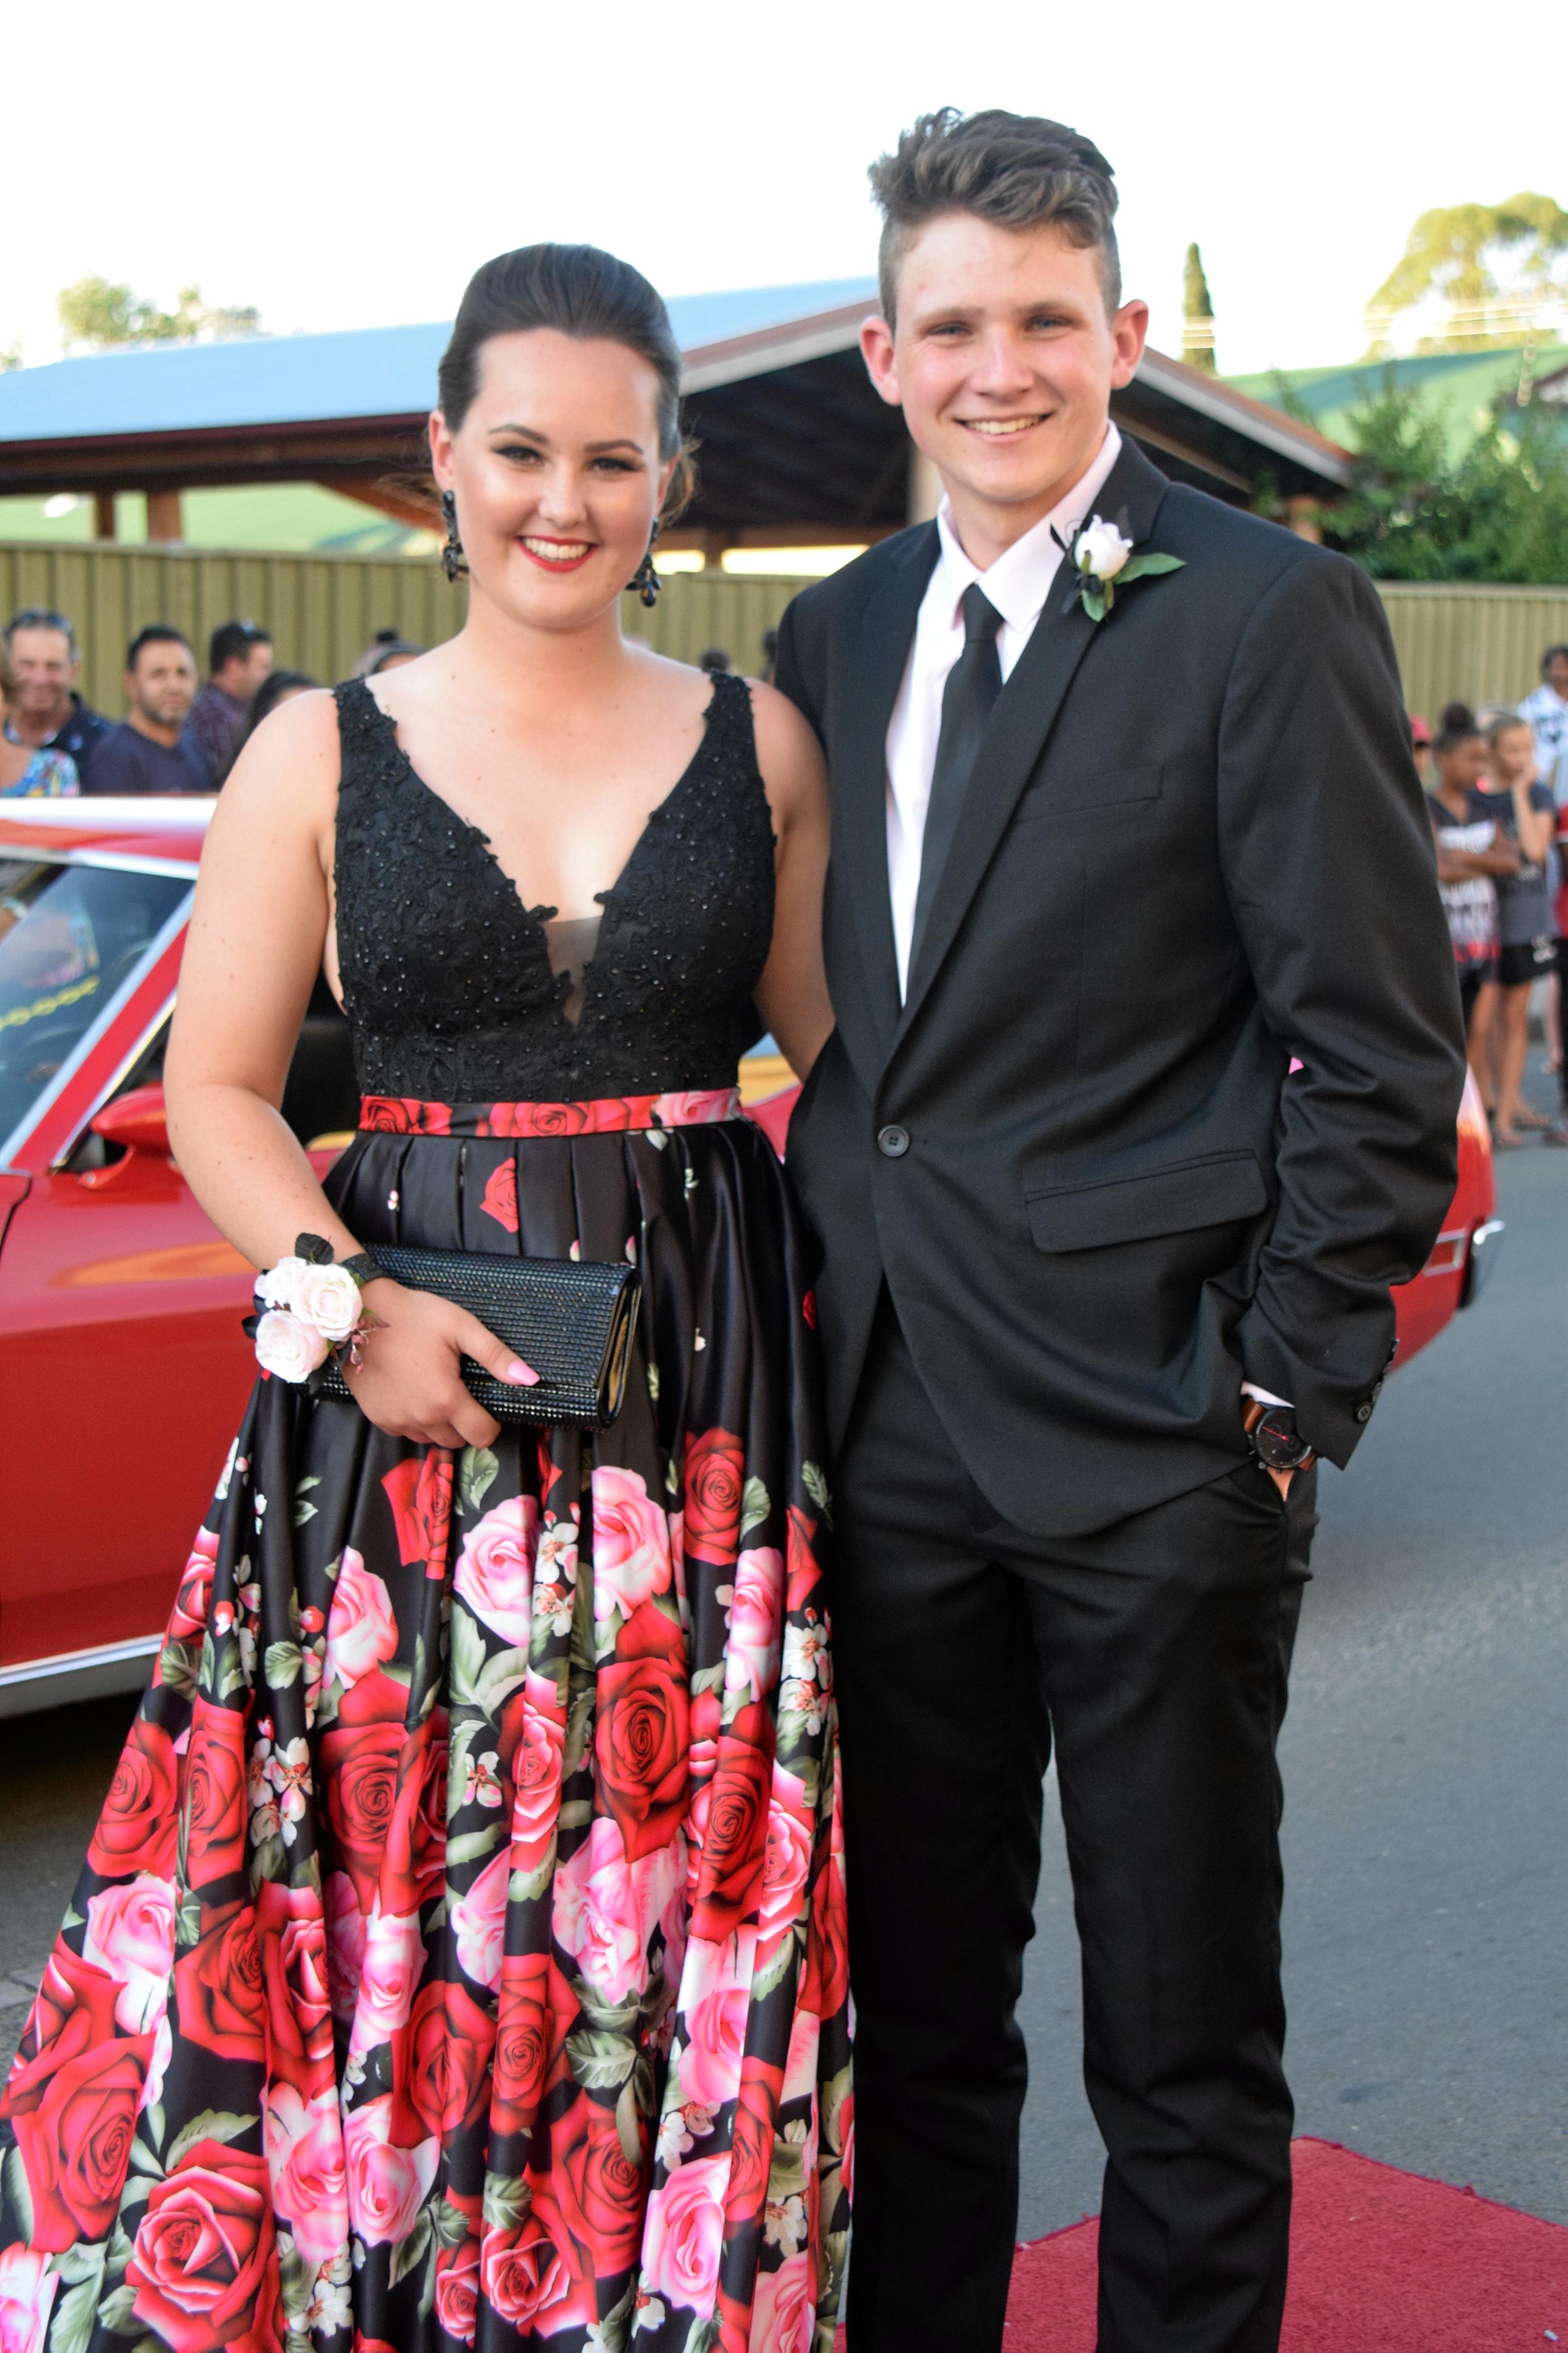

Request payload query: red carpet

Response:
[835,2139,1568,2349]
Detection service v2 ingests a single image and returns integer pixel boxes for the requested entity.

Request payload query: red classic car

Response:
[0,801,1499,1717]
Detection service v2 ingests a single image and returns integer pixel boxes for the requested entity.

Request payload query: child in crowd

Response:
[1480,711,1559,1145]
[1427,703,1517,1091]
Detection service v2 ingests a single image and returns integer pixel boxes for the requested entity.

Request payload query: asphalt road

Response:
[2,1104,1563,2234]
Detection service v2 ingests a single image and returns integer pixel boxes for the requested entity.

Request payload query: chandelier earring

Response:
[439,488,467,584]
[627,518,662,609]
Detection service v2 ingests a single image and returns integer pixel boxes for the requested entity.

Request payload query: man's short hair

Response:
[869,107,1121,328]
[1543,643,1568,673]
[5,606,79,659]
[127,623,192,670]
[209,618,271,674]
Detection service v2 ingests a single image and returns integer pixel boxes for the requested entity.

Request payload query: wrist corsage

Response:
[247,1233,383,1385]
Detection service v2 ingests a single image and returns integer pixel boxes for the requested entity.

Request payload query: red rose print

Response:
[683,1429,746,1567]
[320,1718,408,1908]
[723,2055,783,2228]
[173,1903,268,2066]
[433,2237,479,2344]
[491,1952,577,2139]
[479,1160,520,1233]
[335,1664,409,1728]
[801,1288,817,1329]
[255,1882,335,2100]
[0,1941,122,2126]
[594,1608,689,1862]
[167,1528,219,1639]
[486,1100,590,1138]
[801,1825,849,2022]
[358,1096,450,1135]
[380,1454,454,1569]
[381,1715,447,1914]
[689,1702,773,1941]
[479,2192,596,2336]
[551,2095,646,2277]
[12,2034,151,2250]
[128,2139,280,2353]
[785,1506,822,1613]
[180,1697,248,1890]
[404,1980,495,2139]
[87,1713,178,1880]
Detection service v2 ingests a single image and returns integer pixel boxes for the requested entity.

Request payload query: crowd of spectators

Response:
[1418,642,1568,1147]
[0,610,429,798]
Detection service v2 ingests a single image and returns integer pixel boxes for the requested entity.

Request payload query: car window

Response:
[0,858,187,1147]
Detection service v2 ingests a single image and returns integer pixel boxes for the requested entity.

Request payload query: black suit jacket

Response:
[775,439,1466,1537]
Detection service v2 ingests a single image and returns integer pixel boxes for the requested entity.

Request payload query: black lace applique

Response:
[332,672,775,1100]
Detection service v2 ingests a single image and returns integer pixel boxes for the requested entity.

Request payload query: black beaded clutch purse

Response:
[316,1245,641,1428]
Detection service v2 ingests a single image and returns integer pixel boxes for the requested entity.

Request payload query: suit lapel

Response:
[891,441,1171,1050]
[833,524,938,1074]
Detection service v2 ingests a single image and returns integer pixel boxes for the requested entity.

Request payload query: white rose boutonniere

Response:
[1067,513,1185,623]
[255,1308,332,1382]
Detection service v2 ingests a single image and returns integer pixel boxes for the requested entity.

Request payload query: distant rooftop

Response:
[0,279,881,444]
[1226,342,1566,460]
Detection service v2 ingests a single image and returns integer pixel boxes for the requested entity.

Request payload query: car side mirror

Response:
[90,1082,173,1161]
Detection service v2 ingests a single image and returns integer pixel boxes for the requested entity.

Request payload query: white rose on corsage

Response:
[1066,512,1185,623]
[255,1254,310,1311]
[292,1261,365,1343]
[1073,517,1134,581]
[255,1309,332,1382]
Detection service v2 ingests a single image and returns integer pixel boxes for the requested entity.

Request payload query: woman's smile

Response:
[518,533,595,571]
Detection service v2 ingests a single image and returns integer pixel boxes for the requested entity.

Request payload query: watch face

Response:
[1253,1414,1312,1471]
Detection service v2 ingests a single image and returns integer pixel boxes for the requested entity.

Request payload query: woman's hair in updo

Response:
[438,243,695,520]
[1435,701,1481,754]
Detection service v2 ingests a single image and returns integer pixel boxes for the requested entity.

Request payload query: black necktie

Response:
[908,583,1003,987]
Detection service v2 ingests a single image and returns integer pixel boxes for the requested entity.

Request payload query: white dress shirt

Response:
[883,422,1123,999]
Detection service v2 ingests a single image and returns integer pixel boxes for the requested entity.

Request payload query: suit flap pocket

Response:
[1015,764,1163,821]
[1026,1150,1267,1253]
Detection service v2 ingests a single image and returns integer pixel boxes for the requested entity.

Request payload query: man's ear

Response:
[860,315,903,409]
[1108,299,1149,391]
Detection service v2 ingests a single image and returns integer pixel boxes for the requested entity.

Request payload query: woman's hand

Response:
[340,1279,537,1448]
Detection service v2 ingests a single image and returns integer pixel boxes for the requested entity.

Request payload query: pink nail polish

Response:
[507,1360,540,1386]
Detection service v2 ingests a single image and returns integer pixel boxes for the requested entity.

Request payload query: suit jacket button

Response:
[1355,1401,1373,1423]
[877,1124,911,1159]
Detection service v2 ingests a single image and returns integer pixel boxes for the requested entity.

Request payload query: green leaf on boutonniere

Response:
[1076,549,1184,624]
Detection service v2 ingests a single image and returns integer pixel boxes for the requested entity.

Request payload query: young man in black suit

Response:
[775,109,1466,2353]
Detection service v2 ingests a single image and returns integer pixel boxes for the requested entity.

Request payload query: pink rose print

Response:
[263,2082,348,2268]
[642,2154,730,2313]
[454,1496,539,1647]
[756,1764,814,1962]
[652,1089,740,1127]
[323,1548,398,1690]
[678,1983,749,2111]
[751,2252,816,2353]
[348,1904,423,2053]
[724,1545,785,1704]
[343,2094,439,2245]
[449,1847,510,1991]
[783,2003,821,2105]
[840,2092,855,2205]
[82,1874,175,2034]
[323,1870,366,2024]
[506,1671,566,1877]
[552,1815,678,2008]
[480,1159,520,1232]
[589,1464,672,1623]
[0,2249,57,2353]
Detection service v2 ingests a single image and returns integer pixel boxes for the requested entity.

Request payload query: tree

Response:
[1309,373,1568,583]
[1367,193,1568,351]
[56,278,261,352]
[1182,242,1216,373]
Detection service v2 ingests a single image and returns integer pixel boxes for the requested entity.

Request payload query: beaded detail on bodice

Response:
[332,671,775,1101]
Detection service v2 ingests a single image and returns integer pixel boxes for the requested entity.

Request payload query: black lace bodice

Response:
[332,672,775,1100]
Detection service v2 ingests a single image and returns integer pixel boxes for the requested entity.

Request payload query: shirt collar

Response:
[932,421,1124,635]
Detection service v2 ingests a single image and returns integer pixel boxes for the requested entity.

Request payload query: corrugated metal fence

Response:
[2,542,1564,730]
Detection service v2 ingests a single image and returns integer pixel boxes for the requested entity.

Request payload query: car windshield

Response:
[0,858,187,1150]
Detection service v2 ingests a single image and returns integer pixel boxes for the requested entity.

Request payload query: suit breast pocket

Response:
[1014,763,1164,822]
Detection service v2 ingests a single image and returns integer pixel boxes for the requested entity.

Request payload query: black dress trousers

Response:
[832,1300,1317,2353]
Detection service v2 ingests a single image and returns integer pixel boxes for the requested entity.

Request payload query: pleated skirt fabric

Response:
[0,1098,851,2353]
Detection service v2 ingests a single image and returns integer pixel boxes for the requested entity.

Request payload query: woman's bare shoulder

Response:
[743,675,826,819]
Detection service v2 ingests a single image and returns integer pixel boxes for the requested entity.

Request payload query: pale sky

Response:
[6,0,1562,381]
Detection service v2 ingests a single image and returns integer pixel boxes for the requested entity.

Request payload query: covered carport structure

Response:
[0,277,1351,552]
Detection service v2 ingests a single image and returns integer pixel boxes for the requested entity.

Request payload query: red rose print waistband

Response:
[357,1089,743,1138]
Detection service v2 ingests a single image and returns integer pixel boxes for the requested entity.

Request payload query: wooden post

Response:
[146,489,183,543]
[1286,496,1323,544]
[93,492,117,541]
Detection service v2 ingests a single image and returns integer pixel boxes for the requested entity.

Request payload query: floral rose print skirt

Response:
[0,1099,851,2353]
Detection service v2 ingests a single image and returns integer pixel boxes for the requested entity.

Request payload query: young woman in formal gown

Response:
[0,246,850,2353]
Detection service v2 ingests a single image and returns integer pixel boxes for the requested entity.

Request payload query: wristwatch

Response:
[1242,1398,1317,1473]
